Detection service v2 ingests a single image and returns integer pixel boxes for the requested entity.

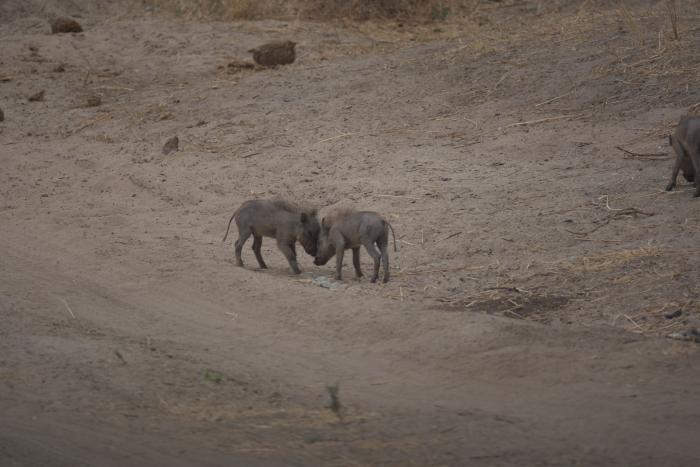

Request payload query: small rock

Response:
[162,136,179,155]
[311,276,340,290]
[86,94,101,107]
[248,40,296,67]
[667,328,700,343]
[28,90,45,102]
[664,309,682,320]
[50,17,83,34]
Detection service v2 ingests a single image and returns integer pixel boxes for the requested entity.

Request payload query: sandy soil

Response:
[2,1,700,465]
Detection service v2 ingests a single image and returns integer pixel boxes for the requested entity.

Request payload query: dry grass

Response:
[564,246,661,272]
[135,0,484,21]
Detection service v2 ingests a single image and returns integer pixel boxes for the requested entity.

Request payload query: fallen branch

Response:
[499,114,578,130]
[534,90,573,108]
[616,146,669,159]
[375,194,422,200]
[441,231,463,241]
[60,298,76,319]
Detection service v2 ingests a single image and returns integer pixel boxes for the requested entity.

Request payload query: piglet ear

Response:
[300,212,308,224]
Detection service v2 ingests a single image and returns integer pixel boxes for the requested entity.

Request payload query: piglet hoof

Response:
[665,183,674,192]
[382,277,389,284]
[370,276,378,283]
[694,190,700,198]
[235,261,244,267]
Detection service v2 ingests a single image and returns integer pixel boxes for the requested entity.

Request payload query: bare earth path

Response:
[2,1,700,465]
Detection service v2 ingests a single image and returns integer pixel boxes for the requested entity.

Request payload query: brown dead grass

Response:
[135,0,482,20]
[564,246,662,272]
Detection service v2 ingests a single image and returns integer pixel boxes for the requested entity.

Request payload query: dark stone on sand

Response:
[86,94,101,107]
[28,90,45,102]
[248,41,296,67]
[163,136,179,155]
[50,17,83,34]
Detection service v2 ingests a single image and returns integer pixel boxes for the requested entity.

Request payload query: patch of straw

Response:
[565,246,661,272]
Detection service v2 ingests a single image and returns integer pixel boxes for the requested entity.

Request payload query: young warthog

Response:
[222,199,320,274]
[313,209,396,283]
[666,116,700,196]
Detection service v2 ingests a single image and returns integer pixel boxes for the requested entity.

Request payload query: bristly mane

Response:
[270,198,317,216]
[322,206,356,227]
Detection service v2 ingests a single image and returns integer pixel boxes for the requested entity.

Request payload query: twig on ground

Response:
[623,314,645,333]
[484,286,530,294]
[499,114,577,130]
[376,194,422,200]
[60,298,76,319]
[441,231,462,241]
[534,90,573,108]
[616,146,669,159]
[70,41,93,86]
[315,132,354,144]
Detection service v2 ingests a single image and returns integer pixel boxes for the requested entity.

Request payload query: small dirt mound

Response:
[50,17,83,34]
[248,41,296,67]
[86,94,101,107]
[28,90,45,102]
[224,60,259,73]
[162,136,179,155]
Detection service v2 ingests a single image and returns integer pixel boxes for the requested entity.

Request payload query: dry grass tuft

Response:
[565,246,661,272]
[665,0,679,40]
[135,0,484,21]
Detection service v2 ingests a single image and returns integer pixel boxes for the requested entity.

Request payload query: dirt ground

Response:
[2,1,700,465]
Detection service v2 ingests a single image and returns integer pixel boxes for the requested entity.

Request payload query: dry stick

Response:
[441,231,462,241]
[577,0,594,15]
[570,237,623,243]
[70,41,93,87]
[616,146,669,159]
[376,194,422,200]
[534,90,573,108]
[60,298,76,319]
[619,1,644,46]
[666,0,679,40]
[490,71,510,93]
[485,286,529,294]
[599,194,623,212]
[499,114,577,130]
[624,314,645,332]
[315,132,354,144]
